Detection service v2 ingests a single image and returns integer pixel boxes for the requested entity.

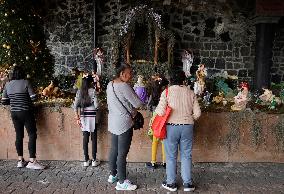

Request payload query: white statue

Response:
[94,48,104,76]
[182,49,194,77]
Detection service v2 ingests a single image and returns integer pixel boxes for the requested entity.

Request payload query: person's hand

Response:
[76,119,82,128]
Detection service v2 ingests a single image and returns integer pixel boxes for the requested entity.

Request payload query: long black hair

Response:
[78,75,94,108]
[10,66,25,80]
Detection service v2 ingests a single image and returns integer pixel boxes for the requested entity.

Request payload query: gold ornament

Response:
[25,56,29,60]
[30,40,40,55]
[11,30,14,34]
[6,45,11,49]
[2,43,6,48]
[4,13,8,17]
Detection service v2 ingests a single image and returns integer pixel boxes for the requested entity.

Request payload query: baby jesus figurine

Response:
[133,75,148,104]
[231,82,249,111]
[194,64,207,95]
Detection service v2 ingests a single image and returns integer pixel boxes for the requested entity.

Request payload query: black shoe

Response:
[161,162,166,169]
[146,162,157,169]
[162,181,177,192]
[183,183,195,192]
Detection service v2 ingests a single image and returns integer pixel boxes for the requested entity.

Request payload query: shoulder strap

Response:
[112,81,132,118]
[166,87,168,97]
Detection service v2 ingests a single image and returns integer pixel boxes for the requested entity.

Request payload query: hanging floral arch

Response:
[119,5,175,65]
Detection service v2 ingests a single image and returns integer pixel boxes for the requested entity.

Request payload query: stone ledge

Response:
[0,107,283,162]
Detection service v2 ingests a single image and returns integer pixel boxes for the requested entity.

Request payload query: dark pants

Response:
[83,130,97,161]
[109,128,133,183]
[11,111,37,158]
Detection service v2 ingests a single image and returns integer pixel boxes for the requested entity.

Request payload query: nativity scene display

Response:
[1,4,284,114]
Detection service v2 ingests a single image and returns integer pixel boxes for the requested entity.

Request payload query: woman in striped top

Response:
[1,66,44,170]
[73,75,100,167]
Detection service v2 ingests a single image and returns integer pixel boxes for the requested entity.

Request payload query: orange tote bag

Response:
[151,88,171,139]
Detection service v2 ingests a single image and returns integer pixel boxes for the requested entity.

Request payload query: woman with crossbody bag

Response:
[106,62,143,191]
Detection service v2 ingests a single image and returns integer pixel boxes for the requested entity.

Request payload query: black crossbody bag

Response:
[112,82,144,130]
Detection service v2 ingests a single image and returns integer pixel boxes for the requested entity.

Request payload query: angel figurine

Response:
[94,48,104,76]
[231,82,249,111]
[194,64,207,95]
[133,75,148,104]
[182,49,194,77]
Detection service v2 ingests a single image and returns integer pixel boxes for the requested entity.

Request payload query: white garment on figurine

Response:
[194,82,202,95]
[182,52,193,77]
[95,55,103,76]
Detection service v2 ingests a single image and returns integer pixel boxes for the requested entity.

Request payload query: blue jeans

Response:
[164,124,194,184]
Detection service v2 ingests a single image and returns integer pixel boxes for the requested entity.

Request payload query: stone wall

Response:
[42,1,283,85]
[43,0,94,75]
[96,0,256,83]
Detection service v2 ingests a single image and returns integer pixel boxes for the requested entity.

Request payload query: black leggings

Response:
[11,111,37,158]
[83,130,97,161]
[109,128,133,183]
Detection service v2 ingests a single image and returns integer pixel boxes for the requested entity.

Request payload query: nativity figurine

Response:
[133,75,148,104]
[259,88,281,105]
[94,48,104,76]
[194,64,207,95]
[231,82,249,111]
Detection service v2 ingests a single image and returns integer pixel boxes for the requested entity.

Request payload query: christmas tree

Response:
[0,0,54,87]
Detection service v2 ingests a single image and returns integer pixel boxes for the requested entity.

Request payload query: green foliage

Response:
[273,115,284,151]
[0,0,54,86]
[215,78,235,97]
[224,112,242,153]
[224,110,264,153]
[131,62,170,81]
[271,82,284,102]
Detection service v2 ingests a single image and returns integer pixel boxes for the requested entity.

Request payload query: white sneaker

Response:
[17,160,27,168]
[83,160,90,167]
[115,180,137,191]
[108,174,118,183]
[91,159,100,167]
[26,161,45,170]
